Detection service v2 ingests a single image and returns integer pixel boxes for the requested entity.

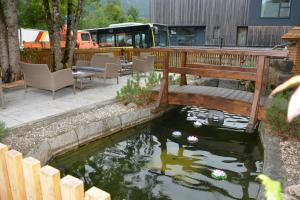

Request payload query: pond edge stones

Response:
[26,105,170,165]
[256,122,287,200]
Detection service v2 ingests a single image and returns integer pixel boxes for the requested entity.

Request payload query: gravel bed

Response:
[280,138,300,186]
[3,102,135,154]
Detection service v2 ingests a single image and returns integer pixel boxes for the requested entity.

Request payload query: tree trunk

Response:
[52,0,63,70]
[6,0,20,80]
[0,1,10,82]
[66,0,84,68]
[42,0,55,71]
[62,0,73,68]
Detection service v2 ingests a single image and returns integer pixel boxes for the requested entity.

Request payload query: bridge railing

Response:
[0,143,110,200]
[154,48,288,132]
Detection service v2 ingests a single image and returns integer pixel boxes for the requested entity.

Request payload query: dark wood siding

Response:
[247,26,292,47]
[150,0,292,47]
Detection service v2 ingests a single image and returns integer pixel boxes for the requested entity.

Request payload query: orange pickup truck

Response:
[22,26,98,49]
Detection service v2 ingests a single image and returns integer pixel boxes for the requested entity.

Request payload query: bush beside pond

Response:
[0,121,8,141]
[266,91,300,138]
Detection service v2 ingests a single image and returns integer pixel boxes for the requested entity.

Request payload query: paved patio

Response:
[0,76,131,128]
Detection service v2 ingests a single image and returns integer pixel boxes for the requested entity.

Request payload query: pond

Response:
[50,107,263,200]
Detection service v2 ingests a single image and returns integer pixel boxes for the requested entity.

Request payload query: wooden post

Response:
[5,150,27,200]
[61,175,84,200]
[247,56,266,132]
[85,187,110,200]
[23,157,42,200]
[180,52,187,86]
[0,144,12,200]
[261,57,270,95]
[40,165,62,200]
[154,51,170,111]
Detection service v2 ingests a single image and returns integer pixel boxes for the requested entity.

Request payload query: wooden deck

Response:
[152,85,271,120]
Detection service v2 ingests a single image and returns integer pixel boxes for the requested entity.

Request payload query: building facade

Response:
[149,0,300,47]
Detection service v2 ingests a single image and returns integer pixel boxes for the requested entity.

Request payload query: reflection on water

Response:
[51,107,263,200]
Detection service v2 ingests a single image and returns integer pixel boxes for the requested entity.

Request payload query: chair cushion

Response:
[76,66,105,73]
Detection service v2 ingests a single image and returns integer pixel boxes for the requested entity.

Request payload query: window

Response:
[213,26,220,39]
[81,33,90,42]
[261,0,291,18]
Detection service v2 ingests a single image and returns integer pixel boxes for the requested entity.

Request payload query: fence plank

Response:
[23,157,42,200]
[61,175,84,200]
[0,144,12,200]
[85,187,111,200]
[40,165,61,200]
[5,150,27,200]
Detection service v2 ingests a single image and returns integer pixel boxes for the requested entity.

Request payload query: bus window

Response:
[154,25,169,47]
[134,32,149,48]
[99,34,114,47]
[116,33,132,47]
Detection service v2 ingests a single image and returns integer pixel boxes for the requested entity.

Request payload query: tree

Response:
[42,0,84,70]
[0,0,21,82]
[62,0,84,68]
[127,5,139,22]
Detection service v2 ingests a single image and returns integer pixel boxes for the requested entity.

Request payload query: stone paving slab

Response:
[0,76,131,128]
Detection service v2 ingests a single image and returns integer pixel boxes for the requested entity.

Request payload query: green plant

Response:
[266,91,300,138]
[116,72,161,106]
[257,174,282,200]
[169,74,181,85]
[0,121,8,141]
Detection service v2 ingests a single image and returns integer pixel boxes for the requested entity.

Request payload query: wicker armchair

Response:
[20,62,75,99]
[132,55,155,74]
[75,55,121,84]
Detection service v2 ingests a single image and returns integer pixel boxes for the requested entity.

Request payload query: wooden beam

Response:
[155,51,169,111]
[23,157,42,200]
[61,175,84,200]
[169,67,257,81]
[149,47,288,57]
[0,144,12,200]
[247,56,266,132]
[6,150,27,200]
[180,52,187,85]
[40,165,62,200]
[85,187,111,200]
[185,63,257,73]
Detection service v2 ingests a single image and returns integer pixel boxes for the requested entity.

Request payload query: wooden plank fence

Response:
[20,47,287,72]
[0,143,110,200]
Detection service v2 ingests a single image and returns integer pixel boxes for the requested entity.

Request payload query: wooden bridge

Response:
[152,48,288,132]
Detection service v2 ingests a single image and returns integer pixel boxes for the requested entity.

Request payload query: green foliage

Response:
[257,174,282,200]
[116,72,161,106]
[0,122,8,141]
[169,74,181,85]
[127,5,139,22]
[266,91,300,138]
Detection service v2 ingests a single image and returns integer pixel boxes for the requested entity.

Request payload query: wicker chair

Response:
[20,62,75,99]
[132,55,155,74]
[75,55,121,84]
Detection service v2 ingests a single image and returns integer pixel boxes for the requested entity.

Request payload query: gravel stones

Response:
[3,103,135,155]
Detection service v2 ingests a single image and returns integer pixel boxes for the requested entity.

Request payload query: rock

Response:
[75,121,104,144]
[196,77,219,87]
[277,72,294,85]
[47,130,79,156]
[127,102,138,109]
[285,185,300,198]
[218,78,239,90]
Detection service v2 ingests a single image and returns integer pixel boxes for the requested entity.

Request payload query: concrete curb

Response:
[257,122,287,200]
[26,106,170,165]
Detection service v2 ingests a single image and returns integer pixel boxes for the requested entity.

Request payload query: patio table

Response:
[72,70,96,90]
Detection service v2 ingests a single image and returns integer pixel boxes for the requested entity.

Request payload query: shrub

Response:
[116,72,161,106]
[0,121,8,141]
[266,91,300,138]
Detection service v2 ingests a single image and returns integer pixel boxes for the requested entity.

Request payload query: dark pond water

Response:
[50,107,263,200]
